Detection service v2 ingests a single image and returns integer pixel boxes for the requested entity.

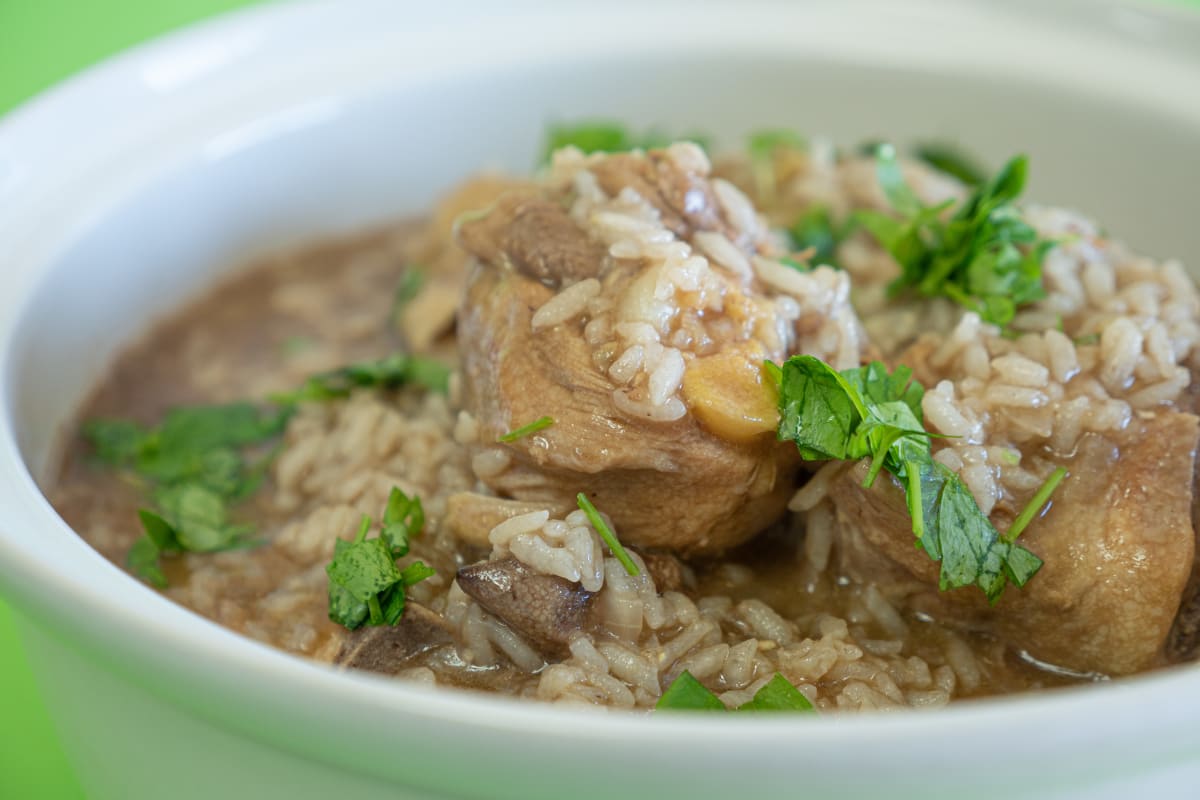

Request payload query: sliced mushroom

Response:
[455,557,594,656]
[333,602,454,675]
[456,194,607,287]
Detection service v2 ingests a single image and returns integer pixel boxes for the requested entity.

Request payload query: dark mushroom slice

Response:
[456,193,607,288]
[456,557,595,658]
[333,602,454,676]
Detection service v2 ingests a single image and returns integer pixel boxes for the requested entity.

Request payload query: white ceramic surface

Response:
[2,1,1199,798]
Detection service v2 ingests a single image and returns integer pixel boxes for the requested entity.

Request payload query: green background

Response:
[0,1,1197,798]
[0,4,266,798]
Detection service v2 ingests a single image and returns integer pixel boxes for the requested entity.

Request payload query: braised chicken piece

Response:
[832,412,1198,676]
[455,144,865,555]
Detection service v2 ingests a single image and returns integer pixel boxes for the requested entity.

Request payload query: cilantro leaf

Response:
[390,266,426,330]
[274,353,451,405]
[776,356,865,461]
[541,122,710,164]
[913,142,988,187]
[497,416,555,443]
[127,532,168,589]
[82,419,147,465]
[87,352,448,590]
[656,671,816,713]
[738,674,816,712]
[856,144,1052,329]
[774,354,1047,602]
[325,493,436,631]
[787,206,845,269]
[656,671,727,711]
[747,129,807,199]
[381,487,425,556]
[542,122,632,160]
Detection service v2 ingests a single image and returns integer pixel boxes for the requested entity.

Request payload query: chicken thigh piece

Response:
[455,143,865,555]
[833,411,1198,676]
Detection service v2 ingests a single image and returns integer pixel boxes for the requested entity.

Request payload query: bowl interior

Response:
[2,1,1200,797]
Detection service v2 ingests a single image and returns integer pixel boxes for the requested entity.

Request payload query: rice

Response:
[531,278,602,330]
[56,139,1200,721]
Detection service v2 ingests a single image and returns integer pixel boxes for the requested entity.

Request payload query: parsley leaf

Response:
[497,415,555,443]
[325,491,435,630]
[774,354,1047,602]
[787,206,845,269]
[747,129,807,199]
[656,671,727,711]
[381,486,425,556]
[913,142,988,187]
[88,353,447,589]
[576,493,640,577]
[272,353,450,405]
[656,671,816,713]
[855,144,1052,329]
[738,673,816,712]
[390,266,426,330]
[540,122,710,163]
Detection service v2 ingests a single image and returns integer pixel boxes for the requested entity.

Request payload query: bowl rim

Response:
[2,0,1200,793]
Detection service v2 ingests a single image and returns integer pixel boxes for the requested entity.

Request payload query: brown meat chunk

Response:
[457,262,795,555]
[456,557,593,657]
[456,194,606,287]
[332,603,453,675]
[590,152,729,239]
[832,412,1199,676]
[399,175,528,352]
[442,492,571,549]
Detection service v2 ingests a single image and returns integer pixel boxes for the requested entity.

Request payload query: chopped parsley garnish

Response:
[84,403,290,586]
[498,416,555,443]
[787,205,845,270]
[747,129,807,199]
[913,142,988,187]
[86,353,451,588]
[656,671,816,713]
[540,122,710,163]
[855,143,1053,329]
[1005,466,1068,542]
[326,487,434,630]
[271,352,451,405]
[576,493,640,577]
[772,354,1051,602]
[390,266,426,329]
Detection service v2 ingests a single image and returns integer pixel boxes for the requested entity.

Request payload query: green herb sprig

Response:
[771,354,1051,602]
[855,144,1053,329]
[786,205,849,271]
[576,493,640,577]
[656,671,816,713]
[271,352,450,405]
[326,487,435,630]
[84,403,290,588]
[913,142,989,187]
[86,353,451,588]
[540,122,710,164]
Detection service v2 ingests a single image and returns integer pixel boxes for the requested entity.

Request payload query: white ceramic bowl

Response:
[2,2,1200,798]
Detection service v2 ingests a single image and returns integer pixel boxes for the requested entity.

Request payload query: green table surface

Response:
[0,4,263,797]
[2,1,1198,798]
